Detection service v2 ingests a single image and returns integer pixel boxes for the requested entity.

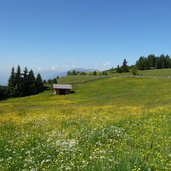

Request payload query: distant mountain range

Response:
[41,68,96,80]
[0,68,96,85]
[70,68,97,72]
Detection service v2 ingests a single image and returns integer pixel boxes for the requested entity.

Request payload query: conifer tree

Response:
[8,67,16,97]
[15,65,22,97]
[28,69,36,95]
[7,66,45,97]
[122,59,129,72]
[22,67,29,96]
[36,73,44,93]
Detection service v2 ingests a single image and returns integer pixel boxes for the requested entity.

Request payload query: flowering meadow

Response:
[0,77,171,170]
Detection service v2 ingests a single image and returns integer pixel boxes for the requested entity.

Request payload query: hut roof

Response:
[53,84,72,90]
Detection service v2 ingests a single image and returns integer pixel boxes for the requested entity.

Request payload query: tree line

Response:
[67,70,86,76]
[112,54,171,74]
[8,65,44,97]
[0,66,44,99]
[67,69,108,76]
[136,54,171,70]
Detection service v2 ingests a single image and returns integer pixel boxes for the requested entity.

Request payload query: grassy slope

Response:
[0,73,171,170]
[139,68,171,77]
[109,68,171,77]
[58,75,108,84]
[72,77,171,107]
[2,76,171,108]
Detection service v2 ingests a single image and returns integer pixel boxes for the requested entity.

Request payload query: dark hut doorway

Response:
[59,89,67,95]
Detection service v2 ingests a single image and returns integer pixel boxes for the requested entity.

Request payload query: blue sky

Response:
[1,0,171,81]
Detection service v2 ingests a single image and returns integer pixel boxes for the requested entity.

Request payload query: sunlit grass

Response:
[58,75,107,84]
[0,106,170,170]
[0,76,171,170]
[139,68,171,77]
[109,68,171,78]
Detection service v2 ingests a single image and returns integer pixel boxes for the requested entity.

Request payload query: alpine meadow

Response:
[1,0,171,171]
[0,70,171,170]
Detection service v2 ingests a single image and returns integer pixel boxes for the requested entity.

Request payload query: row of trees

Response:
[8,66,44,97]
[67,70,86,76]
[112,54,171,74]
[67,70,108,76]
[136,54,171,70]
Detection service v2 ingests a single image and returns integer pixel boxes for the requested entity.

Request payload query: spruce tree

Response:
[36,73,44,93]
[22,67,29,96]
[122,59,129,72]
[15,65,22,97]
[28,70,36,95]
[8,67,16,97]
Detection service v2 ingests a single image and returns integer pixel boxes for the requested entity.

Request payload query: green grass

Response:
[68,76,171,107]
[0,74,171,170]
[58,75,108,84]
[139,68,171,77]
[109,68,171,78]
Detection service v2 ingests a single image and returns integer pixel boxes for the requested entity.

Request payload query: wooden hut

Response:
[53,84,72,95]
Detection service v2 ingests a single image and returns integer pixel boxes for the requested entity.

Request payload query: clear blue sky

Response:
[0,0,171,76]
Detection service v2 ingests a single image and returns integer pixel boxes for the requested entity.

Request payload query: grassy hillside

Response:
[58,75,108,84]
[58,75,171,107]
[0,75,171,170]
[139,68,171,77]
[109,68,171,77]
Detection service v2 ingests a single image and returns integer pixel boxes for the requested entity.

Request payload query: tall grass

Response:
[0,106,170,170]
